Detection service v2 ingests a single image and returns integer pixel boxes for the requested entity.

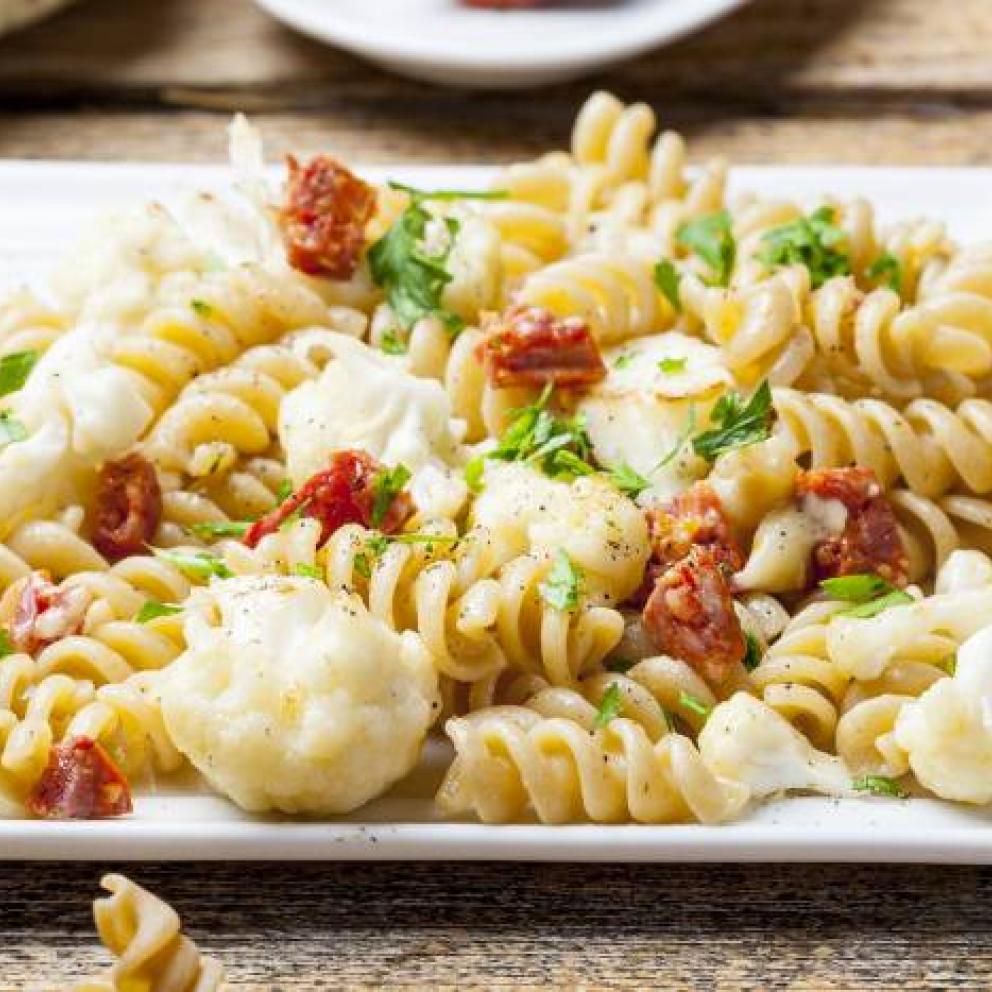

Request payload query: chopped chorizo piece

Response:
[642,547,746,687]
[27,737,132,820]
[476,305,606,390]
[244,449,413,549]
[92,452,162,563]
[9,571,92,655]
[628,483,744,609]
[280,154,377,279]
[797,466,908,586]
[648,482,744,573]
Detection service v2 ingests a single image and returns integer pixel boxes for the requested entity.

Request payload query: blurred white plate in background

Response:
[252,0,751,88]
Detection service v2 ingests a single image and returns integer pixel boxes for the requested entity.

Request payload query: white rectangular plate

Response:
[2,160,992,862]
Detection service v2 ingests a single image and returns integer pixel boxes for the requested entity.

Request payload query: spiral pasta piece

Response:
[75,873,224,992]
[438,706,749,825]
[0,287,67,359]
[774,388,992,498]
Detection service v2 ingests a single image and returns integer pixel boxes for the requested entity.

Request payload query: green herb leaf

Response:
[0,629,14,658]
[464,456,485,494]
[386,182,509,203]
[867,251,902,293]
[679,690,712,720]
[370,464,412,527]
[275,479,293,504]
[605,657,635,674]
[369,187,474,334]
[152,548,233,581]
[380,328,409,355]
[539,550,583,613]
[613,353,634,370]
[190,299,213,318]
[354,552,372,579]
[653,259,683,311]
[0,411,28,446]
[135,601,183,624]
[852,775,908,799]
[840,589,914,620]
[605,463,650,500]
[658,357,688,375]
[743,632,763,672]
[676,210,736,287]
[0,350,38,398]
[486,385,596,481]
[757,206,851,289]
[392,533,458,546]
[292,563,323,580]
[594,683,623,728]
[820,573,896,603]
[187,520,250,540]
[692,381,774,463]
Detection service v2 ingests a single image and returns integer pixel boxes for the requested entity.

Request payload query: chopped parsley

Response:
[368,183,504,336]
[386,182,508,203]
[370,464,412,527]
[0,629,14,658]
[380,328,409,355]
[867,251,902,293]
[0,411,28,447]
[353,552,373,580]
[822,574,914,618]
[691,380,774,463]
[135,601,183,624]
[655,404,698,470]
[756,206,851,288]
[187,520,250,540]
[676,210,735,287]
[464,457,485,494]
[484,384,596,481]
[658,357,688,375]
[604,463,650,500]
[275,479,293,504]
[613,353,634,370]
[539,550,583,613]
[852,775,908,799]
[0,350,38,398]
[190,299,213,318]
[653,258,683,311]
[594,683,623,728]
[151,548,233,581]
[841,589,914,620]
[292,563,323,580]
[743,632,763,672]
[679,690,712,720]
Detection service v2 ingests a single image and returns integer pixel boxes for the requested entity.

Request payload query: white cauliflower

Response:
[894,623,992,805]
[158,575,439,815]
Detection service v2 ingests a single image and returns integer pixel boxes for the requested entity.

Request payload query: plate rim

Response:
[251,0,752,73]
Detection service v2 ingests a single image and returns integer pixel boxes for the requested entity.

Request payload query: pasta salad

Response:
[2,91,991,828]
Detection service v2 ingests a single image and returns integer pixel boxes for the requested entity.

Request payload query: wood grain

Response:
[2,0,992,987]
[3,862,992,991]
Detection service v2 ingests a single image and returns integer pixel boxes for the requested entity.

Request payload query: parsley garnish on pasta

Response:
[676,210,735,286]
[821,574,914,617]
[370,464,412,527]
[757,206,851,288]
[539,550,583,612]
[594,684,623,728]
[679,691,712,720]
[653,259,683,311]
[867,250,902,292]
[0,350,38,398]
[151,548,233,581]
[692,381,775,462]
[134,601,183,624]
[852,775,909,799]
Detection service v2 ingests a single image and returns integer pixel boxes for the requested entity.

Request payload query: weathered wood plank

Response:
[2,105,991,166]
[2,862,992,990]
[0,0,990,102]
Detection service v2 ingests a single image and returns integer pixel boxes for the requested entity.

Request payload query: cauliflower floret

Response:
[471,462,649,605]
[699,693,853,798]
[894,623,992,804]
[158,575,439,815]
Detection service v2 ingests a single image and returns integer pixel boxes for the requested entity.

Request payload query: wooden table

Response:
[2,0,992,987]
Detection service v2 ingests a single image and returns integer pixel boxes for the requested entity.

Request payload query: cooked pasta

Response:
[7,90,992,832]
